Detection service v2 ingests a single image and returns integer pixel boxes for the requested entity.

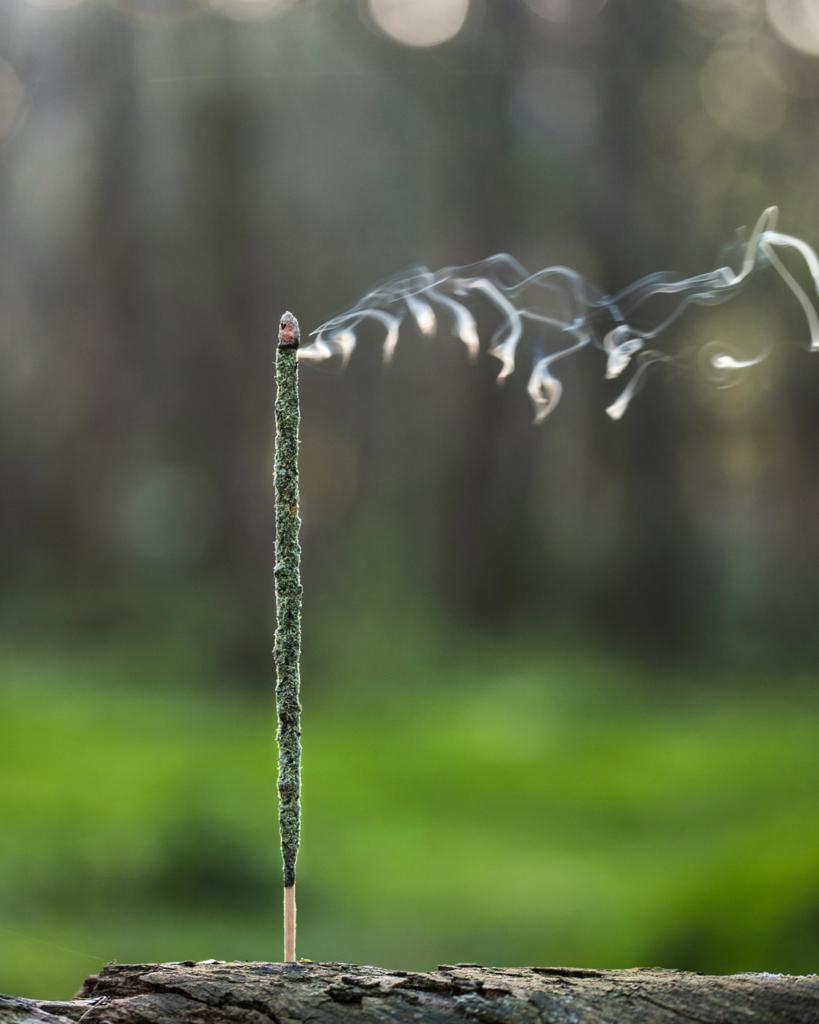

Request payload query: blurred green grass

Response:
[2,637,818,999]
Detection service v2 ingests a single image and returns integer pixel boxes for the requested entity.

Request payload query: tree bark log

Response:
[2,961,818,1024]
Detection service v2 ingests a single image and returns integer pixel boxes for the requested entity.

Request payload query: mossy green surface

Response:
[274,346,302,889]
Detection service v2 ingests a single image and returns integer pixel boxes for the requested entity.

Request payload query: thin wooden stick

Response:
[274,311,302,962]
[283,884,297,963]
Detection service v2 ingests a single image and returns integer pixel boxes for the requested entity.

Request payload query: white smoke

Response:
[301,208,819,422]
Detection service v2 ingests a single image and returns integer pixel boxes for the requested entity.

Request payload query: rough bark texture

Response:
[3,961,818,1024]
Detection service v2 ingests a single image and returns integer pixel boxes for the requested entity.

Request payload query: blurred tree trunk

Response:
[434,2,538,628]
[584,0,695,659]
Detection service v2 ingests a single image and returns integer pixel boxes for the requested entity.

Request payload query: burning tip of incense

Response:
[278,311,301,349]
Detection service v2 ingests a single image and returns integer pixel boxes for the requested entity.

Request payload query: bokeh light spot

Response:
[523,0,608,24]
[107,0,206,18]
[23,0,88,9]
[369,0,470,48]
[210,0,297,21]
[512,67,598,152]
[699,47,786,141]
[0,60,24,142]
[119,464,221,565]
[676,0,762,40]
[766,0,819,57]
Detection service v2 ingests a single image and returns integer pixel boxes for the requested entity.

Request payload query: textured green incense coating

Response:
[274,313,302,890]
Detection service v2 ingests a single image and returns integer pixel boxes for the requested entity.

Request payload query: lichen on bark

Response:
[274,342,302,891]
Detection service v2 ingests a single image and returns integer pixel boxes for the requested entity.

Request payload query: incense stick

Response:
[274,310,302,962]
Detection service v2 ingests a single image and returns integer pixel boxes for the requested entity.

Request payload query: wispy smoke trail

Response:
[301,208,819,421]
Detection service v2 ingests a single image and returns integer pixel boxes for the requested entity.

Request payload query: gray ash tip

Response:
[278,311,300,349]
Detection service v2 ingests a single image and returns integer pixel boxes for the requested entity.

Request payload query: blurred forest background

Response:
[2,0,819,1000]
